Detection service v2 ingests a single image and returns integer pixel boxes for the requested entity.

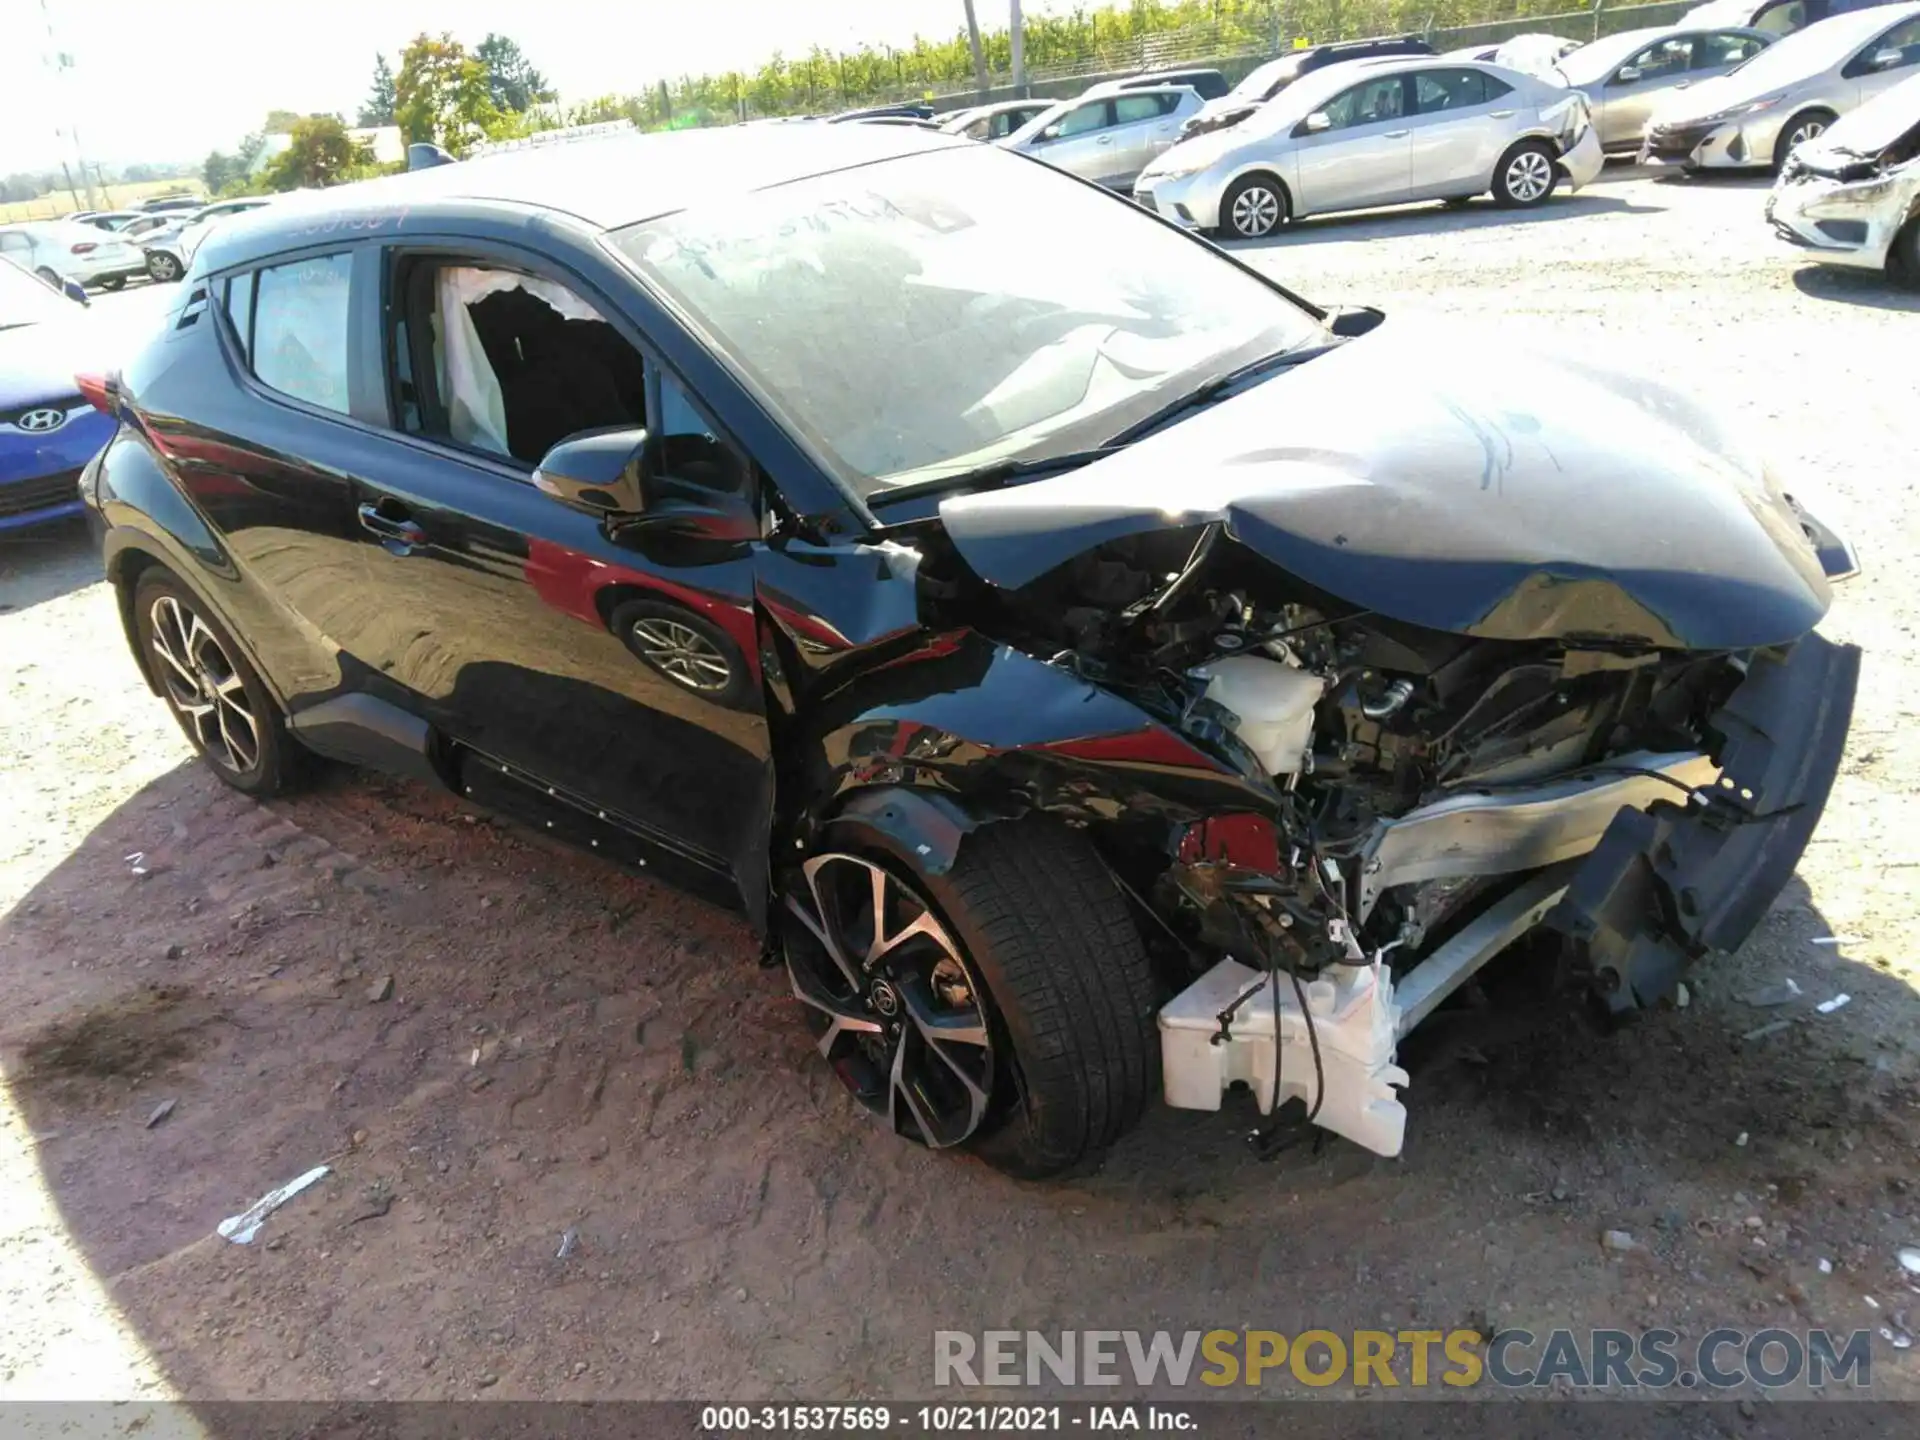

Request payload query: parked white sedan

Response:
[0,219,145,290]
[1134,58,1603,239]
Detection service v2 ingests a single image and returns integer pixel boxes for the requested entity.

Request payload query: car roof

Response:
[201,122,970,272]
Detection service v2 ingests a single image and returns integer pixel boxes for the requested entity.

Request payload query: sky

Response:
[0,0,1077,175]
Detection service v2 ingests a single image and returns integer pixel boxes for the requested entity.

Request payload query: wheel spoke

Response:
[217,694,260,770]
[791,868,866,991]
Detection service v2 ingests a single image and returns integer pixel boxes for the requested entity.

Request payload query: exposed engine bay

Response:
[923,519,1855,1157]
[970,522,1730,970]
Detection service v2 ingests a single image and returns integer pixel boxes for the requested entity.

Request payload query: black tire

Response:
[609,597,756,711]
[133,570,307,796]
[1441,196,1475,209]
[1492,140,1559,208]
[147,251,182,283]
[1896,216,1920,288]
[1217,172,1289,240]
[98,275,127,291]
[1773,110,1836,172]
[900,817,1160,1178]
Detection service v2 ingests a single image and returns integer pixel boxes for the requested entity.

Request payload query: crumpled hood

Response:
[939,323,1833,650]
[1798,70,1920,161]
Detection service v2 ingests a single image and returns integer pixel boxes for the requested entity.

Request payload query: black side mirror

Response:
[1326,304,1385,338]
[533,427,650,514]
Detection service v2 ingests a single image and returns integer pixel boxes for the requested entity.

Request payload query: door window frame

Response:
[1303,74,1412,134]
[207,242,380,426]
[372,238,759,508]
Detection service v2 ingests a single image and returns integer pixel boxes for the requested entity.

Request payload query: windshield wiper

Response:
[1107,342,1335,448]
[868,444,1130,507]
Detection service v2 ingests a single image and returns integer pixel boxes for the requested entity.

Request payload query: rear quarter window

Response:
[236,252,354,415]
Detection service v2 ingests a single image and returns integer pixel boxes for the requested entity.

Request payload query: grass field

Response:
[1,177,204,224]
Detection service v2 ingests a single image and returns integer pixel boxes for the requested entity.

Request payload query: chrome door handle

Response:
[1490,109,1516,118]
[1675,80,1691,89]
[358,501,426,552]
[1096,135,1113,144]
[1383,129,1411,138]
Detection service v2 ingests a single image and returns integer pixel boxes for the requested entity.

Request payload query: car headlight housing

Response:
[1147,157,1210,182]
[1697,94,1784,127]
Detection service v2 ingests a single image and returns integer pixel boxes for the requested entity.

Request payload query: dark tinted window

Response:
[1113,93,1178,124]
[1699,31,1768,65]
[1411,68,1511,112]
[1320,76,1408,130]
[1620,36,1696,80]
[1053,102,1111,137]
[246,253,353,415]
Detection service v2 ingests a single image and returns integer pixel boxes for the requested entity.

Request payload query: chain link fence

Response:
[694,0,1698,123]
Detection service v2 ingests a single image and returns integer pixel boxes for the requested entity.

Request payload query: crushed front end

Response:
[1768,136,1920,275]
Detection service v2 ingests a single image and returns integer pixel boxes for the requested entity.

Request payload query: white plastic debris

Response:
[1819,1258,1834,1274]
[1811,936,1863,946]
[1899,1247,1920,1277]
[1735,1132,1749,1148]
[1742,978,1802,1008]
[557,1227,579,1260]
[1159,957,1407,1157]
[1815,994,1852,1015]
[1675,982,1690,1009]
[1865,1295,1880,1309]
[216,1165,329,1245]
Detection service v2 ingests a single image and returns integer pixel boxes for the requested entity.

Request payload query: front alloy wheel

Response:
[147,252,182,283]
[782,816,1162,1178]
[1220,174,1287,239]
[148,593,261,776]
[784,853,994,1150]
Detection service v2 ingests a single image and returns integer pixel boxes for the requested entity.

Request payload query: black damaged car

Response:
[81,123,1859,1176]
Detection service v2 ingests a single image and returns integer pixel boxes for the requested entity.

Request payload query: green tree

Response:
[475,33,554,113]
[359,53,398,126]
[263,115,371,190]
[202,150,239,193]
[263,109,302,135]
[394,32,502,156]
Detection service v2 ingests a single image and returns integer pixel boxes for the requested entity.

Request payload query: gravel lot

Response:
[2,167,1917,1411]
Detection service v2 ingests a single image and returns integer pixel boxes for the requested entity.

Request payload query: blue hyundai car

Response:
[1,257,116,532]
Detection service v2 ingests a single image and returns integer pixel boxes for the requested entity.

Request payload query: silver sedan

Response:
[1643,1,1920,168]
[1134,58,1603,239]
[1553,23,1775,152]
[1000,86,1205,189]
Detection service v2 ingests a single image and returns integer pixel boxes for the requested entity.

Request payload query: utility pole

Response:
[1010,0,1026,96]
[38,0,99,209]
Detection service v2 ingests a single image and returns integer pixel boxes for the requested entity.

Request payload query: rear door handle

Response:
[1096,135,1113,145]
[1383,129,1411,138]
[1489,109,1516,118]
[358,501,427,552]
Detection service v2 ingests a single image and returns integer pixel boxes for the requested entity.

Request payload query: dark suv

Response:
[82,123,1856,1177]
[1183,35,1437,136]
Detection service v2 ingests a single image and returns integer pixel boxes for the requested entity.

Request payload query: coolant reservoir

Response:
[1196,655,1325,776]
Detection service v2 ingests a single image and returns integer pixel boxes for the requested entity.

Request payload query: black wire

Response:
[1288,968,1325,1124]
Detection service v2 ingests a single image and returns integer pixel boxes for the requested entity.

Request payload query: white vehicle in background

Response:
[1001,86,1204,189]
[0,219,145,290]
[940,99,1053,141]
[1446,33,1583,78]
[1643,1,1920,168]
[1767,67,1920,274]
[139,196,276,282]
[1135,58,1602,239]
[1553,23,1775,154]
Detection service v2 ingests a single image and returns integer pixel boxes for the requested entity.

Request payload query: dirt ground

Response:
[2,166,1917,1413]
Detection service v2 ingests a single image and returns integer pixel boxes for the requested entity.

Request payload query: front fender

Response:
[787,628,1280,870]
